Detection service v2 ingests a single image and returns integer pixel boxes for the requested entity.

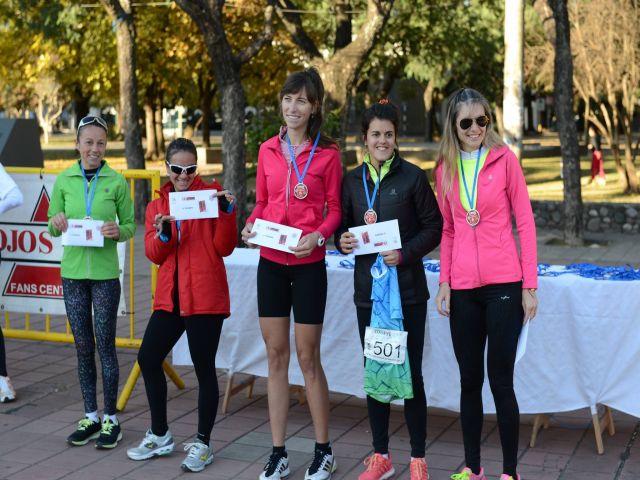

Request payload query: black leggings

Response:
[0,327,6,377]
[450,282,523,477]
[137,310,225,438]
[62,278,121,415]
[357,303,427,458]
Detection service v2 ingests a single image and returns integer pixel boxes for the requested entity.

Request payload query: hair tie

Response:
[378,98,390,105]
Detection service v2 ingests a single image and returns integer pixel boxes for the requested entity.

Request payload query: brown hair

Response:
[279,67,336,147]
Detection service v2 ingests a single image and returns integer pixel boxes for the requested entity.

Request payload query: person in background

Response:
[241,67,342,480]
[126,138,236,473]
[0,164,23,403]
[336,100,442,480]
[48,115,135,449]
[434,88,538,480]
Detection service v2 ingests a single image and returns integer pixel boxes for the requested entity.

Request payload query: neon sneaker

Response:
[95,418,122,449]
[358,453,394,480]
[127,429,175,460]
[0,375,16,403]
[500,475,521,480]
[67,418,102,446]
[181,438,213,472]
[260,451,290,480]
[451,467,486,480]
[305,448,337,480]
[410,457,429,480]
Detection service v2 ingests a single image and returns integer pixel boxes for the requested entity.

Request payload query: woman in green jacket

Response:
[47,116,135,450]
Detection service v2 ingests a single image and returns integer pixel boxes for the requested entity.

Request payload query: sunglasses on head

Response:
[166,163,197,176]
[78,116,108,131]
[459,115,489,130]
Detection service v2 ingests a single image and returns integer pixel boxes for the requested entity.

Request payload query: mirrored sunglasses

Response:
[166,163,197,175]
[459,115,489,130]
[78,116,108,131]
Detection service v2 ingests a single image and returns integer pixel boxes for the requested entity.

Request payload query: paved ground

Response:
[0,227,638,480]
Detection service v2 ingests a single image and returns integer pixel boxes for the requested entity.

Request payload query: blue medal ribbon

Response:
[362,165,380,213]
[286,131,321,185]
[80,162,102,218]
[459,146,482,211]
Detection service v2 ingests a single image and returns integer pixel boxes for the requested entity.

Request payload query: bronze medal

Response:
[364,208,378,225]
[466,209,480,227]
[293,182,308,200]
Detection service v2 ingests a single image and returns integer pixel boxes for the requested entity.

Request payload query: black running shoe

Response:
[67,418,101,446]
[260,451,290,480]
[95,419,122,449]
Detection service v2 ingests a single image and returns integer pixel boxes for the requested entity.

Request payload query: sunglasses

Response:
[166,163,197,176]
[459,115,490,130]
[78,116,108,131]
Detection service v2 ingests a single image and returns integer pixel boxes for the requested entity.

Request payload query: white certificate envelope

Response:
[61,219,105,247]
[169,189,219,220]
[250,219,302,253]
[349,219,402,256]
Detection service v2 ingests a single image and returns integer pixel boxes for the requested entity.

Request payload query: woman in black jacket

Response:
[335,100,442,480]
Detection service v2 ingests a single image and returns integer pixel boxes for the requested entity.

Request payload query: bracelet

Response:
[528,288,537,295]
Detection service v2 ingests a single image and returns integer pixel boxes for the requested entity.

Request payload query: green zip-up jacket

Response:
[48,161,136,280]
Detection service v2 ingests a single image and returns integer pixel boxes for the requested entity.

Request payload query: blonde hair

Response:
[436,88,504,199]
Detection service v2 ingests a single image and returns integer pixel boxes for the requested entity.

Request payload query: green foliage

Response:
[245,106,281,176]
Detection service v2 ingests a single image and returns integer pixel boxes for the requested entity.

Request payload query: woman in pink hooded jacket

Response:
[434,88,538,480]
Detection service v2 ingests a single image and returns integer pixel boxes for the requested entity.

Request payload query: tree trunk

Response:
[620,108,639,193]
[73,93,91,124]
[144,101,157,160]
[154,95,165,157]
[334,0,351,51]
[494,104,505,138]
[503,0,525,162]
[200,78,214,148]
[174,0,275,234]
[549,0,583,245]
[99,0,147,222]
[422,80,435,142]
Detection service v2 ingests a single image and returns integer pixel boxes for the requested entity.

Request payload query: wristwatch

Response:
[316,232,325,247]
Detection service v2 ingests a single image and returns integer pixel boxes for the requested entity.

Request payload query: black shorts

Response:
[257,257,327,325]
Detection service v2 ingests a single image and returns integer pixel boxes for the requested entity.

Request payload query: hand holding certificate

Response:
[249,219,302,253]
[61,219,105,247]
[169,189,219,220]
[348,219,402,256]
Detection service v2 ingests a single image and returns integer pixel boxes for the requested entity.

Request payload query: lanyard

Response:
[362,165,380,211]
[459,147,481,210]
[80,163,102,218]
[286,131,321,184]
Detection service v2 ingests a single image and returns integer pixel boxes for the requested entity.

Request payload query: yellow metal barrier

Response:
[2,167,184,411]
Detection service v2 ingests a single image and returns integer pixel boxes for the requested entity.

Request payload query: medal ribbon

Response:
[362,165,380,213]
[286,131,321,186]
[80,162,102,218]
[459,146,481,211]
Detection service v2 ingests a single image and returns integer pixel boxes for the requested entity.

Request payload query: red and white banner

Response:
[0,173,127,315]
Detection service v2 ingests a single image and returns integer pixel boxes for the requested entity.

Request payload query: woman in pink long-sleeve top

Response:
[434,88,538,480]
[241,67,342,480]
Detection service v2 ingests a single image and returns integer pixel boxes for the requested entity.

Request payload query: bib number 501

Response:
[363,327,407,365]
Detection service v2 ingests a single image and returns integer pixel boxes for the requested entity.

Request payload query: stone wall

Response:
[532,201,640,234]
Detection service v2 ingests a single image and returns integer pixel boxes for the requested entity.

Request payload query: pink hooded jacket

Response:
[435,145,538,290]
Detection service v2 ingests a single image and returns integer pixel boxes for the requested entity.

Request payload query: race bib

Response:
[363,327,407,365]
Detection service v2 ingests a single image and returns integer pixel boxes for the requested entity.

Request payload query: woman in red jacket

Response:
[241,67,342,480]
[434,88,537,480]
[126,138,236,474]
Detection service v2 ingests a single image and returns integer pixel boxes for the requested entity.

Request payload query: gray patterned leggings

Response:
[62,278,121,415]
